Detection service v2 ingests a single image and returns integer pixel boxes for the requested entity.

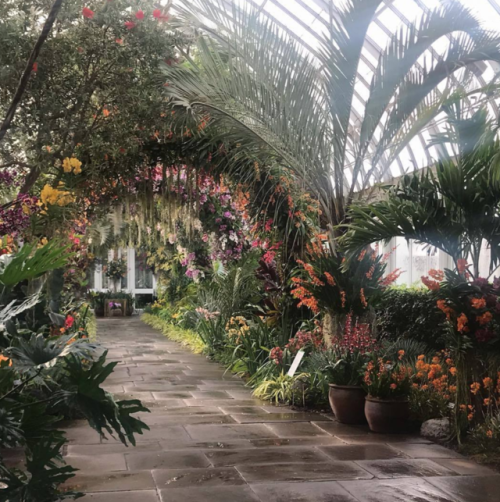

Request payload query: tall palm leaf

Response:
[165,0,500,233]
[342,103,500,278]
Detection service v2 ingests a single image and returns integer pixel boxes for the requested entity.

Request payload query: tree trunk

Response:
[0,0,65,144]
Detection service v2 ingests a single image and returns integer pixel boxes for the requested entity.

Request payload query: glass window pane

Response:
[135,250,153,289]
[87,263,95,289]
[477,240,491,278]
[394,237,410,286]
[101,258,109,289]
[412,241,439,285]
[121,251,128,289]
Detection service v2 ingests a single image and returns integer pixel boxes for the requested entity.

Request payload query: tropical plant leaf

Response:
[342,105,500,277]
[53,352,150,446]
[8,334,98,371]
[0,436,82,501]
[0,402,24,448]
[0,294,41,329]
[0,240,70,288]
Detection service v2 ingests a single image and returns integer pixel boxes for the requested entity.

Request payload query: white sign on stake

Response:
[287,349,305,377]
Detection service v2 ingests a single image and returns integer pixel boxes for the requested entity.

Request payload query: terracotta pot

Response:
[328,384,366,424]
[111,308,123,317]
[365,396,409,433]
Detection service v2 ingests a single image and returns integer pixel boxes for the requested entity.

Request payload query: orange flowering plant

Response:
[421,268,500,440]
[410,352,457,422]
[363,351,413,400]
[469,372,500,448]
[291,241,400,317]
[427,269,500,349]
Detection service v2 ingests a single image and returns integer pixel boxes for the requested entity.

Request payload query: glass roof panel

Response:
[173,0,500,183]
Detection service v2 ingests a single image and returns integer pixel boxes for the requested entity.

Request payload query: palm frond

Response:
[166,0,500,231]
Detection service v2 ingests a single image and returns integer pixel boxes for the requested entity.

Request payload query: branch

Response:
[18,165,42,195]
[0,369,43,402]
[0,0,65,144]
[0,161,32,170]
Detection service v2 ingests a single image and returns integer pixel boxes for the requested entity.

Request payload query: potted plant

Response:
[90,292,105,317]
[323,347,367,424]
[363,351,413,433]
[108,301,123,317]
[321,316,377,424]
[105,258,127,292]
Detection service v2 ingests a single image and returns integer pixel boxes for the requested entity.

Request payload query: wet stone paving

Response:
[62,318,499,501]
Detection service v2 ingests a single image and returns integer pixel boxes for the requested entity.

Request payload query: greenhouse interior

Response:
[3,0,500,500]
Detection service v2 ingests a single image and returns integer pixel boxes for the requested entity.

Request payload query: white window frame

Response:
[90,247,156,297]
[383,238,453,287]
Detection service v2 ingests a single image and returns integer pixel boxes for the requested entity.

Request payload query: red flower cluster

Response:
[270,347,283,365]
[285,327,324,354]
[82,7,94,19]
[337,313,377,354]
[65,315,75,329]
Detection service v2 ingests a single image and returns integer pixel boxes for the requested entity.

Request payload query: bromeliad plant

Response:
[321,349,367,387]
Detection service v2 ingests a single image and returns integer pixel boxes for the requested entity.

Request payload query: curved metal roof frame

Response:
[171,0,500,184]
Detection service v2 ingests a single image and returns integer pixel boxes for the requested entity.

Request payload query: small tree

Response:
[0,0,188,196]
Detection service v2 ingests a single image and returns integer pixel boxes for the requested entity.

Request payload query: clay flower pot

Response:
[328,384,366,424]
[365,396,409,433]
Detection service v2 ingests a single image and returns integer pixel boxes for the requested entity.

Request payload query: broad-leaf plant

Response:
[0,242,149,500]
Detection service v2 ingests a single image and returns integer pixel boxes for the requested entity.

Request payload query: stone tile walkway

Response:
[63,317,499,501]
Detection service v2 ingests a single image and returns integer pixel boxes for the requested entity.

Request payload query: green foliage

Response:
[343,105,500,278]
[376,287,446,349]
[165,0,500,229]
[55,352,149,446]
[142,313,206,354]
[409,386,450,423]
[197,255,261,321]
[0,437,82,501]
[0,240,69,290]
[382,337,434,365]
[468,410,500,456]
[252,371,310,405]
[314,348,367,387]
[0,243,149,500]
[196,316,227,355]
[227,317,284,377]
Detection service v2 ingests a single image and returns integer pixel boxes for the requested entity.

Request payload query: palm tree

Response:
[341,100,500,279]
[164,0,500,236]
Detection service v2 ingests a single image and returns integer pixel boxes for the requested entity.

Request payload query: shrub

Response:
[376,287,446,349]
